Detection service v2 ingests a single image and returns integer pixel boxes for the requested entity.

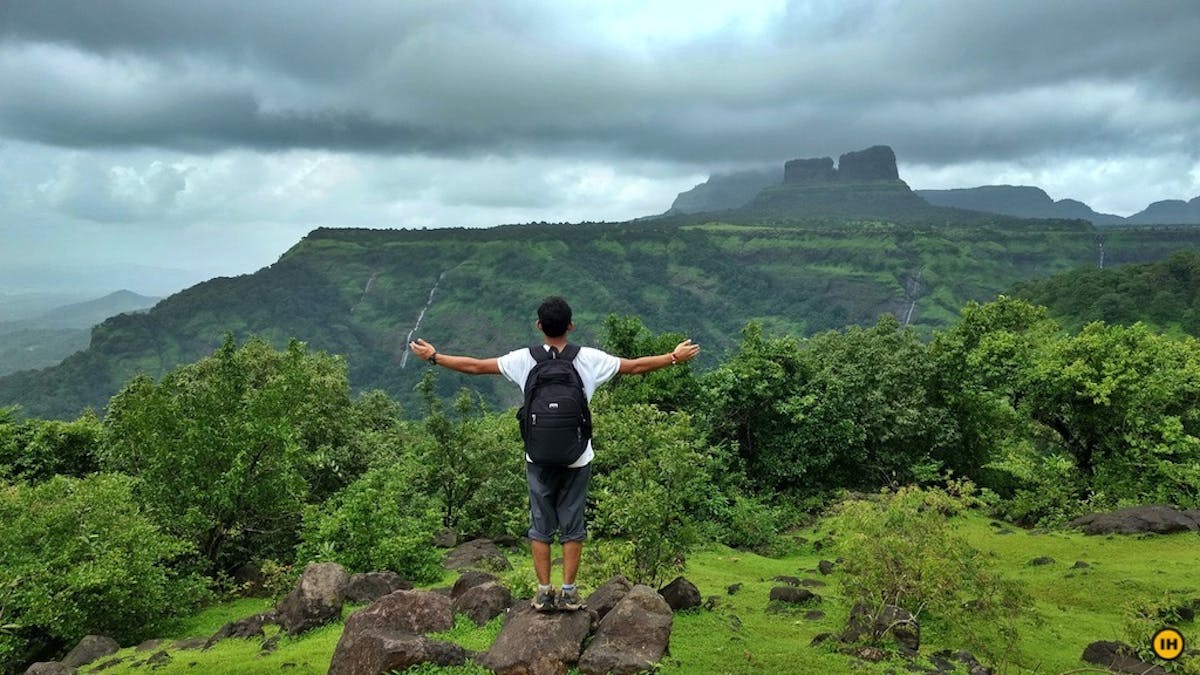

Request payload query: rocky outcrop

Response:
[837,146,899,181]
[452,582,512,626]
[579,585,673,675]
[587,575,633,620]
[204,611,276,647]
[275,562,350,635]
[477,604,595,674]
[345,572,413,604]
[1069,505,1200,535]
[23,663,76,675]
[657,577,701,612]
[60,635,119,668]
[342,590,454,636]
[1081,641,1167,674]
[783,157,837,184]
[328,631,471,675]
[769,587,819,605]
[450,571,499,600]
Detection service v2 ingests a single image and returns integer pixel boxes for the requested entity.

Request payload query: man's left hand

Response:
[409,338,436,361]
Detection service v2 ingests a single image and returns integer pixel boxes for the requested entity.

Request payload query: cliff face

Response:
[667,166,781,214]
[782,145,899,184]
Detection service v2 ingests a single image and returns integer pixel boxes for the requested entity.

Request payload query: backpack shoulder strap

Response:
[529,345,551,363]
[560,344,581,362]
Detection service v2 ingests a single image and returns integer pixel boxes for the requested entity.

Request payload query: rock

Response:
[260,633,280,654]
[810,632,833,647]
[1027,556,1055,566]
[772,575,800,586]
[477,603,595,675]
[726,583,743,595]
[345,572,413,604]
[856,645,888,662]
[837,146,899,181]
[579,585,673,675]
[451,571,499,600]
[275,562,350,636]
[205,611,275,647]
[1072,560,1090,569]
[658,576,701,612]
[784,157,837,184]
[433,528,458,548]
[703,596,719,611]
[328,631,471,675]
[343,590,455,636]
[817,560,835,575]
[1081,641,1168,674]
[90,657,126,672]
[586,575,633,620]
[453,582,513,626]
[172,637,208,650]
[145,651,171,668]
[800,579,826,588]
[769,587,819,605]
[61,635,119,668]
[442,539,512,572]
[842,603,920,657]
[804,610,825,621]
[135,639,167,652]
[23,664,76,675]
[1069,505,1200,535]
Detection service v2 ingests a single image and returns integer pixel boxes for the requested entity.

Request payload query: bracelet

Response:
[670,352,678,365]
[428,352,438,365]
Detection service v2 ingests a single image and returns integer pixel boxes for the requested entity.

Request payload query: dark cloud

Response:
[0,0,1197,168]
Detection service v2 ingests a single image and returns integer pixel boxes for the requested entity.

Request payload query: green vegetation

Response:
[6,218,1200,420]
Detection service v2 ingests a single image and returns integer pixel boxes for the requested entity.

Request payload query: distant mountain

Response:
[667,166,781,214]
[915,186,1126,226]
[0,290,159,377]
[1126,196,1200,225]
[0,263,212,297]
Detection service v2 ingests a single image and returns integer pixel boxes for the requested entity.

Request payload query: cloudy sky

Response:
[2,0,1199,294]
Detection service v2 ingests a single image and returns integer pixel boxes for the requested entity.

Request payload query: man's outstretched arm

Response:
[408,338,501,375]
[618,339,700,375]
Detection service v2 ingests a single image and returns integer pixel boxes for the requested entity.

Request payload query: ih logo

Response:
[1151,627,1185,660]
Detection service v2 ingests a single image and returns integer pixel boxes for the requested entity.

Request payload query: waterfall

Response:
[400,271,446,368]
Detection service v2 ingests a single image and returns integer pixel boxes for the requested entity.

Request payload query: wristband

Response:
[670,352,678,365]
[428,352,438,365]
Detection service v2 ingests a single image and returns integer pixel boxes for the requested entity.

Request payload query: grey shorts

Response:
[526,462,591,543]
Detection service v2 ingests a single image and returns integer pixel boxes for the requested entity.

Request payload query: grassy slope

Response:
[79,511,1199,675]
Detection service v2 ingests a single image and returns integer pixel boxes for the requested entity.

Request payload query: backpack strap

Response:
[528,344,581,362]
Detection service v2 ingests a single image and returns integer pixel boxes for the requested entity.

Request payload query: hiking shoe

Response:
[532,587,557,612]
[557,586,584,611]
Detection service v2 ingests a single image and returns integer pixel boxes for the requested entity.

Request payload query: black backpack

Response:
[516,344,592,466]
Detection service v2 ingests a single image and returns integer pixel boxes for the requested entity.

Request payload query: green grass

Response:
[79,511,1200,674]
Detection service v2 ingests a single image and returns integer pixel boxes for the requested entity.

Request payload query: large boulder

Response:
[657,576,701,612]
[769,587,819,605]
[1081,641,1168,674]
[23,664,76,675]
[841,603,919,657]
[345,572,413,604]
[453,582,513,626]
[275,562,351,635]
[328,631,471,675]
[1069,506,1200,535]
[451,571,499,600]
[205,611,276,647]
[586,575,633,620]
[343,590,454,636]
[837,145,899,181]
[477,603,595,675]
[579,585,673,675]
[61,635,119,668]
[442,539,512,572]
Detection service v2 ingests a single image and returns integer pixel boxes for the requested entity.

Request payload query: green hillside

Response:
[5,217,1200,419]
[1010,249,1200,335]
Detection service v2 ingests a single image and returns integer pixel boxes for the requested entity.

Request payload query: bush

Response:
[0,411,103,483]
[0,474,208,671]
[297,463,444,584]
[831,484,1030,662]
[591,405,719,586]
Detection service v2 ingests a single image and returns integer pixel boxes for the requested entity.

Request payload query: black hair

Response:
[537,296,572,337]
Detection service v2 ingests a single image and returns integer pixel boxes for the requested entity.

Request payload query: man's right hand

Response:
[672,339,701,364]
[409,338,436,361]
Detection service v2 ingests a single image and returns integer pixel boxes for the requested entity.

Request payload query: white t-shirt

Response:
[497,344,621,467]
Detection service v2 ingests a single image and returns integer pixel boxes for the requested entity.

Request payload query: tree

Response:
[0,411,103,483]
[101,336,353,573]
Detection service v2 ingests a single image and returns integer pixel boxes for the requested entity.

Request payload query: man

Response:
[408,296,700,611]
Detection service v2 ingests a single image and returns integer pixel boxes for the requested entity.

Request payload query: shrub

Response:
[591,405,718,586]
[0,474,207,671]
[0,411,103,483]
[297,463,443,584]
[830,484,1030,662]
